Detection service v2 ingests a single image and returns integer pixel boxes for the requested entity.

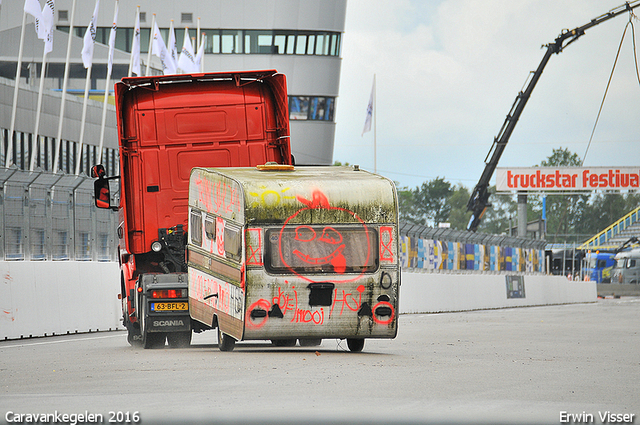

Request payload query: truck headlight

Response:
[151,241,163,252]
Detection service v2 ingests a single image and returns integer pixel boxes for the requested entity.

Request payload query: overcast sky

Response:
[333,0,640,190]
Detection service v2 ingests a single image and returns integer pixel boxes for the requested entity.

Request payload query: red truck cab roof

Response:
[114,70,292,255]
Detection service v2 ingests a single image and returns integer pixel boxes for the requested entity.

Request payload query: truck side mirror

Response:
[91,164,106,179]
[94,178,112,209]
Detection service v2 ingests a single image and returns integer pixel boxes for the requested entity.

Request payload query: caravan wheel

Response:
[218,327,236,352]
[347,338,365,352]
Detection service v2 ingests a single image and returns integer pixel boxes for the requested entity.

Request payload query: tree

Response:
[540,148,581,167]
[577,192,640,238]
[477,188,517,234]
[399,177,453,226]
[446,185,472,230]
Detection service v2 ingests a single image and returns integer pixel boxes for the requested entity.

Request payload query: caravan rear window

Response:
[265,226,378,274]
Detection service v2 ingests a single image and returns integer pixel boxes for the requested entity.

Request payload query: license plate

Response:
[151,302,188,311]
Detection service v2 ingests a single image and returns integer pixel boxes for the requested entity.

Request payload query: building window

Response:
[244,30,275,54]
[274,34,286,54]
[221,30,242,53]
[331,34,340,56]
[295,35,308,55]
[289,96,335,121]
[139,12,146,23]
[63,26,343,57]
[289,96,309,120]
[181,13,193,23]
[58,10,68,21]
[56,25,342,57]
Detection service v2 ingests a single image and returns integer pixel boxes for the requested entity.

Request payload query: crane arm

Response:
[466,1,640,232]
[615,236,639,253]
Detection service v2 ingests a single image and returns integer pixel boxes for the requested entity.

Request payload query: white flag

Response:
[362,77,374,136]
[130,9,141,76]
[24,0,44,38]
[25,0,54,53]
[107,1,118,74]
[195,34,206,71]
[41,0,55,54]
[167,21,178,72]
[177,28,198,73]
[152,21,176,74]
[81,0,100,68]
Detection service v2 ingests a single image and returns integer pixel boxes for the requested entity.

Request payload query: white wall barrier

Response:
[1,261,122,340]
[400,271,597,314]
[1,261,597,340]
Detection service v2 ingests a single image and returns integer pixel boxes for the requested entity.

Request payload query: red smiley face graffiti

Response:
[275,189,374,284]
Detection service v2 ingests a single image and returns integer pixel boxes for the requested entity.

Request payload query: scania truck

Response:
[92,70,292,348]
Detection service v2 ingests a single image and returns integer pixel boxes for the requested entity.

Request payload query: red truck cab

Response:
[93,70,292,348]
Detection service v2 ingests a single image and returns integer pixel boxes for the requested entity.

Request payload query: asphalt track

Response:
[1,298,638,425]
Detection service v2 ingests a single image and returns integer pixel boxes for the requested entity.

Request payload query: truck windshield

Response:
[265,226,378,274]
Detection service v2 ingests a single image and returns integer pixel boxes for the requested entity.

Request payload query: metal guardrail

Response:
[399,221,547,250]
[398,221,547,274]
[0,167,118,261]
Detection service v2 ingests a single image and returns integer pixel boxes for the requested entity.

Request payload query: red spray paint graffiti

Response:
[246,228,263,266]
[380,226,394,262]
[278,189,371,284]
[194,177,242,215]
[244,283,395,330]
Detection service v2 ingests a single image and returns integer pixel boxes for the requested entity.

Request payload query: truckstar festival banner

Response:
[496,167,640,192]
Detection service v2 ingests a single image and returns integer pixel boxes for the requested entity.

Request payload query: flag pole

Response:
[29,0,55,171]
[199,34,206,72]
[54,0,77,173]
[29,46,49,171]
[145,13,155,76]
[76,63,92,175]
[373,73,377,174]
[196,17,201,54]
[6,10,28,168]
[128,6,140,77]
[98,0,118,165]
[167,19,177,71]
[77,0,100,176]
